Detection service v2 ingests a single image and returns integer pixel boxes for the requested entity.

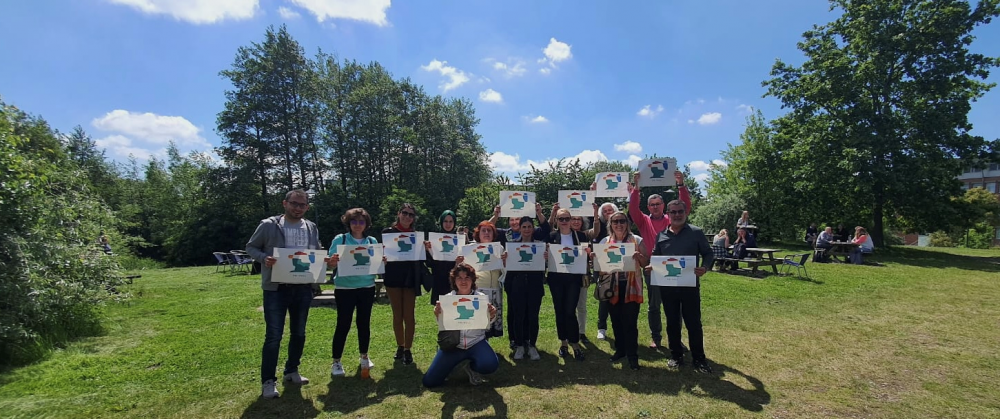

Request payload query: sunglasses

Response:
[287,201,308,209]
[611,219,628,225]
[350,219,366,225]
[400,211,416,217]
[557,217,572,222]
[667,210,686,215]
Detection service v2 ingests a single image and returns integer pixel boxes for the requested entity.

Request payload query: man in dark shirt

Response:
[651,199,715,373]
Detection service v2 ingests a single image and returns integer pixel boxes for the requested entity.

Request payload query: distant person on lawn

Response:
[246,189,335,399]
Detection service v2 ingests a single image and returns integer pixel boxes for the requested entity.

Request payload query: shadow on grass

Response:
[239,382,320,419]
[874,247,1000,273]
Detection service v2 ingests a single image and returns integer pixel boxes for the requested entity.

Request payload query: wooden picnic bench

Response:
[323,272,386,298]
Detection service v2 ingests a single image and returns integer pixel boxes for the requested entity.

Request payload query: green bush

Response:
[928,231,955,247]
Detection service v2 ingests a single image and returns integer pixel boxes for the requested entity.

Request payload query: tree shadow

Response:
[435,385,509,418]
[240,382,320,419]
[875,247,1000,273]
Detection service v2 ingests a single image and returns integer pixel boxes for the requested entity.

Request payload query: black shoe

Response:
[648,339,662,350]
[693,359,713,373]
[609,352,626,363]
[394,346,404,360]
[573,346,585,362]
[667,357,684,369]
[402,349,413,365]
[509,340,516,350]
[627,356,640,370]
[558,346,569,358]
[579,334,591,345]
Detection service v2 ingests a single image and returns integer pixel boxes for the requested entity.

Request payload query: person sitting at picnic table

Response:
[804,223,818,245]
[729,227,756,269]
[736,211,753,229]
[849,227,875,265]
[423,263,499,387]
[712,229,730,265]
[815,227,834,262]
[834,223,850,241]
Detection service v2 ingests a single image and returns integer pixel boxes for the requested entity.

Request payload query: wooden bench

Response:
[323,273,386,299]
[719,258,779,276]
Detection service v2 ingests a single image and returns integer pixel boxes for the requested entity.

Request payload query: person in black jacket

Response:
[424,210,461,305]
[381,203,423,365]
[504,216,551,361]
[546,208,593,361]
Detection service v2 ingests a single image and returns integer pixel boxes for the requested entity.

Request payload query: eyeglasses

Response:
[287,201,308,209]
[400,211,416,217]
[350,219,366,225]
[557,217,571,222]
[667,210,686,215]
[611,219,628,225]
[648,202,663,207]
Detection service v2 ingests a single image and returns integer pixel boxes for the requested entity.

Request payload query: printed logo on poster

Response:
[506,192,530,211]
[565,191,588,209]
[437,234,460,253]
[287,251,315,272]
[472,244,495,263]
[660,257,688,277]
[513,243,539,262]
[392,233,417,252]
[348,246,374,266]
[600,173,623,191]
[555,246,580,265]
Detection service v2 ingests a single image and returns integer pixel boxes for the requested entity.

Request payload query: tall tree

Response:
[764,0,1000,246]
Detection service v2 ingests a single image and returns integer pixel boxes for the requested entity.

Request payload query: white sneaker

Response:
[331,361,345,377]
[513,346,525,360]
[597,329,607,340]
[463,362,486,385]
[359,356,374,369]
[261,379,279,398]
[527,346,541,361]
[282,372,309,385]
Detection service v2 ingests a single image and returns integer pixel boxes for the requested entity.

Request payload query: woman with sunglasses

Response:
[424,210,461,306]
[326,208,380,377]
[551,203,606,346]
[597,211,648,370]
[546,208,593,361]
[381,203,422,365]
[593,202,619,340]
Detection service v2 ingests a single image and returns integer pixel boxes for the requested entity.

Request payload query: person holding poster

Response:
[650,199,715,373]
[424,210,463,305]
[381,203,423,365]
[627,170,690,350]
[593,202,618,341]
[490,202,550,243]
[545,208,593,361]
[503,216,548,361]
[423,263,499,387]
[457,221,507,339]
[597,211,648,370]
[326,208,380,378]
[245,189,333,399]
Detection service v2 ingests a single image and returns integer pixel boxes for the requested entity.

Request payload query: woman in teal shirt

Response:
[327,208,380,377]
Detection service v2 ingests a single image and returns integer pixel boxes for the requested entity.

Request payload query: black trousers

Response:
[547,273,582,343]
[505,273,544,347]
[659,286,705,361]
[331,287,375,359]
[608,281,640,357]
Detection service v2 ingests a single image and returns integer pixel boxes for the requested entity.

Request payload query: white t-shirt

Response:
[560,233,575,246]
[280,218,309,250]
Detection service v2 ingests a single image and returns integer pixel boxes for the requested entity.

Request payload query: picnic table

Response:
[827,241,859,263]
[717,247,782,276]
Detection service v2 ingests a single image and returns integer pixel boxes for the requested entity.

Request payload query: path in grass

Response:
[1,247,998,418]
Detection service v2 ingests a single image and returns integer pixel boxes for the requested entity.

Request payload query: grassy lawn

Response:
[1,246,999,418]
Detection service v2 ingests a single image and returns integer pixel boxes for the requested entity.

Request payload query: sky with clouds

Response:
[2,0,999,185]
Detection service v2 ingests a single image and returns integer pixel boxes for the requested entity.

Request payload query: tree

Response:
[764,0,1000,246]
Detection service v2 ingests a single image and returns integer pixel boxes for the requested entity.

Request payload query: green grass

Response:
[1,247,999,418]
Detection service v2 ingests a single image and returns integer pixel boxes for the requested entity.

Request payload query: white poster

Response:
[637,158,677,188]
[649,255,697,287]
[336,244,383,277]
[547,244,588,274]
[382,232,426,262]
[461,242,504,272]
[438,294,490,330]
[592,242,635,273]
[499,191,536,218]
[505,242,546,271]
[427,232,465,262]
[558,190,594,217]
[594,172,629,197]
[271,248,327,283]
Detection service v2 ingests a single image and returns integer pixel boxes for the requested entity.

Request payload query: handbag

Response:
[415,262,434,292]
[437,330,461,351]
[593,273,615,302]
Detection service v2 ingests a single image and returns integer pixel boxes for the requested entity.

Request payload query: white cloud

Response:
[287,0,391,26]
[489,151,527,172]
[736,103,754,114]
[91,110,212,161]
[624,154,642,168]
[278,6,301,19]
[539,68,551,75]
[420,59,470,92]
[687,159,726,172]
[637,104,664,118]
[527,115,549,123]
[693,173,710,184]
[490,60,527,78]
[614,141,642,154]
[107,0,258,24]
[479,89,503,103]
[489,149,608,174]
[540,38,572,67]
[696,112,722,125]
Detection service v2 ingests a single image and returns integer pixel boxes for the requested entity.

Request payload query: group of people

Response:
[246,170,717,398]
[812,224,875,264]
[709,211,759,269]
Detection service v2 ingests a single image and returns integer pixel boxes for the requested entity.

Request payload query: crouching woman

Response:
[422,263,500,387]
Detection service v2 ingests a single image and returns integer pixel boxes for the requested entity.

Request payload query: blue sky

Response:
[2,0,999,184]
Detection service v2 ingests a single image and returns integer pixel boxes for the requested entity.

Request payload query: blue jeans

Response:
[422,340,499,387]
[261,285,314,383]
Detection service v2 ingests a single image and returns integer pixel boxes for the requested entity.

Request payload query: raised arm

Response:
[488,205,500,226]
[628,173,652,233]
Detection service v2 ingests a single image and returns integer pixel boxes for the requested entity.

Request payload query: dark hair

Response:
[393,203,417,228]
[449,263,477,291]
[473,221,497,243]
[285,189,308,201]
[341,208,371,228]
[518,216,535,226]
[666,199,687,211]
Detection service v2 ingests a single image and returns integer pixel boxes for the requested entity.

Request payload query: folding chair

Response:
[213,252,231,273]
[781,253,810,278]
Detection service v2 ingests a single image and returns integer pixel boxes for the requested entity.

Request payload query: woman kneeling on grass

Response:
[422,263,499,387]
[327,208,380,377]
